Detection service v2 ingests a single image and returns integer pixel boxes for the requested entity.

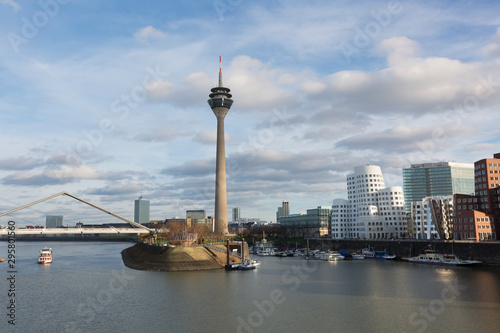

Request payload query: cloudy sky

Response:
[1,0,500,226]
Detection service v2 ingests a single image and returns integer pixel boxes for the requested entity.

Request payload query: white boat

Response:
[326,252,345,261]
[402,249,482,266]
[257,248,274,256]
[238,259,261,270]
[351,253,365,260]
[38,247,52,264]
[274,251,288,257]
[362,248,396,260]
[319,252,344,261]
[225,262,242,270]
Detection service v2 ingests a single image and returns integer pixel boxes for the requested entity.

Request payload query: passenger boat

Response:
[38,247,52,264]
[238,259,261,270]
[402,249,482,266]
[362,248,396,260]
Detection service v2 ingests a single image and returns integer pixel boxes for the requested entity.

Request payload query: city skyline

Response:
[1,1,500,225]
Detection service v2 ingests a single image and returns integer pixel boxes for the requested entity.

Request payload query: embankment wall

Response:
[304,239,500,265]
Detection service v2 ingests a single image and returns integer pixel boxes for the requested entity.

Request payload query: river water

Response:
[1,241,499,333]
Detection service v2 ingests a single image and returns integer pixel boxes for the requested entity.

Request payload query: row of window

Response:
[453,224,495,230]
[354,173,383,179]
[456,198,477,203]
[476,183,499,189]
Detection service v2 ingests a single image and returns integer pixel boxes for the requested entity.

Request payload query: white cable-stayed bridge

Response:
[0,191,156,237]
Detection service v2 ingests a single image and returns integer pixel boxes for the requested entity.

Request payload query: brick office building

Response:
[453,153,500,240]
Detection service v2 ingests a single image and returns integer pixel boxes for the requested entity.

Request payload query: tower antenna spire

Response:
[207,57,233,235]
[218,56,223,87]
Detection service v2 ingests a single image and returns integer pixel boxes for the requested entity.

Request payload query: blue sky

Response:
[1,0,500,226]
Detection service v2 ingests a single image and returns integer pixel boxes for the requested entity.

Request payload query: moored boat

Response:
[362,248,396,260]
[256,248,274,256]
[317,251,345,261]
[351,253,365,260]
[238,259,261,270]
[225,262,242,270]
[38,247,52,264]
[402,249,482,266]
[274,251,288,257]
[326,252,345,261]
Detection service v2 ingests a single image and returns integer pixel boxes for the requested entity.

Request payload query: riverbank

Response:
[301,239,500,266]
[121,242,249,271]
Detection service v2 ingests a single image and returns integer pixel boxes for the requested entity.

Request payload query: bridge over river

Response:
[0,226,150,236]
[0,191,156,239]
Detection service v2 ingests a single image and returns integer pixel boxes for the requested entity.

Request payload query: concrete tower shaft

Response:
[207,59,233,234]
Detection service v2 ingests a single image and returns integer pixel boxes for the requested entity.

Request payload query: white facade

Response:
[410,196,454,239]
[331,165,406,239]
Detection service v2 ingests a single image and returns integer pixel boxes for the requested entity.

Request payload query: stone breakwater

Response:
[121,242,247,271]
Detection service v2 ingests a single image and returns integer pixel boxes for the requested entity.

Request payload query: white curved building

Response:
[331,165,407,239]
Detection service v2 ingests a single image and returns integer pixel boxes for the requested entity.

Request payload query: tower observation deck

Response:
[207,58,233,234]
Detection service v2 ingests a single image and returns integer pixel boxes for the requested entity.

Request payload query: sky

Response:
[1,0,500,226]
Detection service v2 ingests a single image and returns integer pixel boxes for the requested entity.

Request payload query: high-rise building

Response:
[232,207,240,222]
[46,215,63,228]
[276,201,290,222]
[134,197,150,225]
[331,165,406,239]
[403,162,474,212]
[207,58,233,234]
[453,153,500,240]
[409,196,454,240]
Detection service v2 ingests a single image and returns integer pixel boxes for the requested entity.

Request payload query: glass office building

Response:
[134,198,150,225]
[46,215,63,228]
[279,206,331,238]
[232,207,240,222]
[403,162,474,212]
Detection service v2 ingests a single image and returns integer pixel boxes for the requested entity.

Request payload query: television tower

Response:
[207,57,233,234]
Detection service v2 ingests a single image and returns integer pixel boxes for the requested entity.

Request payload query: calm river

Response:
[1,241,500,332]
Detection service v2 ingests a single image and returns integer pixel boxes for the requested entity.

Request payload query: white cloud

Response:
[84,181,149,196]
[145,80,173,102]
[336,124,476,155]
[319,37,500,115]
[327,70,371,92]
[0,0,20,11]
[2,166,101,186]
[134,129,177,142]
[2,2,500,223]
[133,26,167,42]
[45,165,100,180]
[193,130,217,144]
[226,55,298,110]
[376,36,421,66]
[482,27,500,58]
[301,80,327,94]
[465,143,497,152]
